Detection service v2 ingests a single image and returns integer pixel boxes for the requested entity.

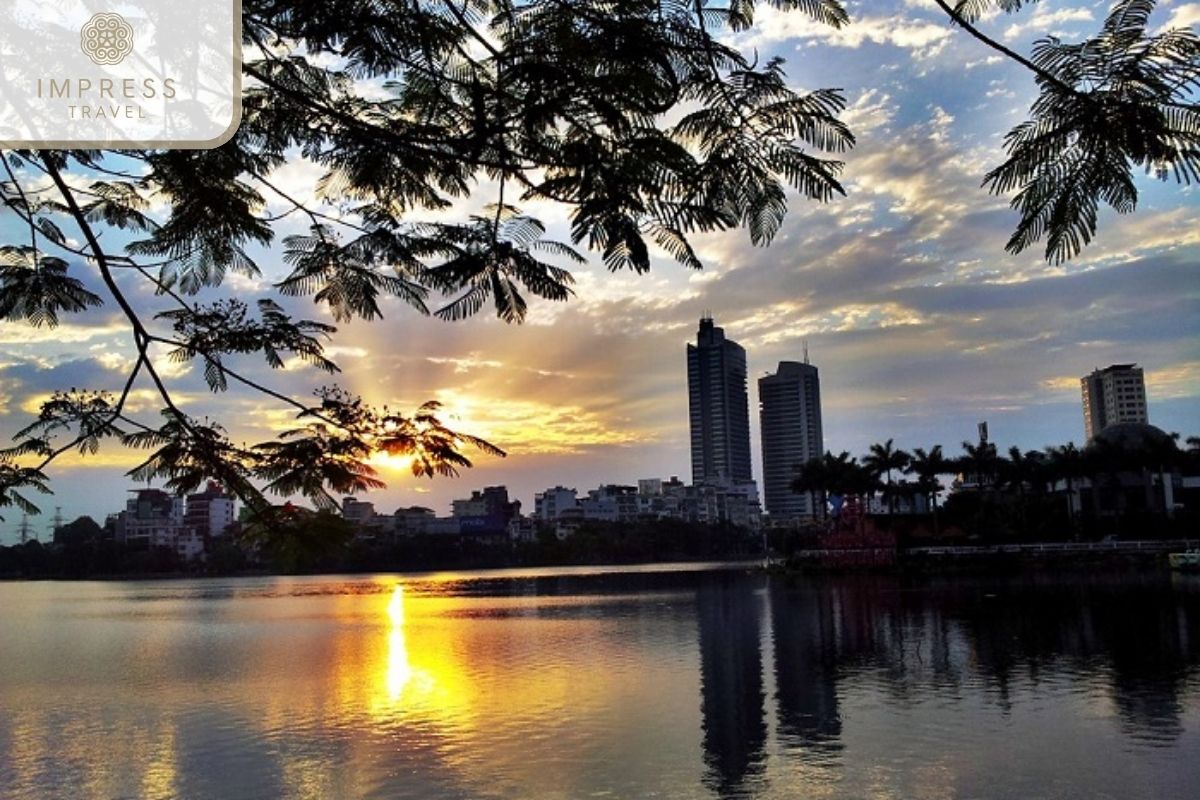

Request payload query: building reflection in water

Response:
[696,572,1200,797]
[696,573,767,797]
[768,582,843,755]
[1087,580,1193,744]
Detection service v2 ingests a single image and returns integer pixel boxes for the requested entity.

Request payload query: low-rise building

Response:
[114,486,219,560]
[393,506,436,536]
[866,487,931,516]
[115,488,183,547]
[185,481,236,539]
[534,486,578,522]
[452,486,521,537]
[342,496,376,525]
[581,485,639,522]
[508,515,537,543]
[427,516,462,535]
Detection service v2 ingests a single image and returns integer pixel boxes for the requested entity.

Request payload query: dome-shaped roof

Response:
[1087,422,1175,452]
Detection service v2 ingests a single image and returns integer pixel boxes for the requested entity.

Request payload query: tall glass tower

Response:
[687,316,753,485]
[759,361,823,518]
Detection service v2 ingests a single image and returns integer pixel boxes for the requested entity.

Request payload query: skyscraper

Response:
[687,316,753,485]
[759,361,823,518]
[1081,364,1148,439]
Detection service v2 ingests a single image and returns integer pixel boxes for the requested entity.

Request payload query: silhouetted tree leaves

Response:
[158,299,339,384]
[0,250,102,327]
[0,460,50,519]
[973,0,1200,262]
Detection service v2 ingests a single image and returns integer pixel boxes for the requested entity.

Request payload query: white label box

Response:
[0,1,241,148]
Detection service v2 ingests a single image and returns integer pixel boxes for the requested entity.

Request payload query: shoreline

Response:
[4,540,1199,581]
[779,537,1199,575]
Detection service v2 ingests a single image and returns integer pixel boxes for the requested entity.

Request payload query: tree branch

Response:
[933,0,1081,97]
[42,155,188,425]
[1,157,40,255]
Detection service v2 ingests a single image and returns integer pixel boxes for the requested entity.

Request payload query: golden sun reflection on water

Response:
[366,583,471,727]
[385,584,414,698]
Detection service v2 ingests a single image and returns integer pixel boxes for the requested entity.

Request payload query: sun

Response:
[369,451,416,473]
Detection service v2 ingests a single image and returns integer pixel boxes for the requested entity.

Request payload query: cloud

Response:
[1002,7,1094,41]
[964,55,1004,69]
[1159,3,1200,32]
[842,89,896,135]
[0,320,128,345]
[0,357,127,399]
[429,392,656,456]
[424,354,505,373]
[1146,361,1200,401]
[743,7,952,56]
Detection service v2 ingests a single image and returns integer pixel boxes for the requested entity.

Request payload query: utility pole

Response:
[50,506,64,542]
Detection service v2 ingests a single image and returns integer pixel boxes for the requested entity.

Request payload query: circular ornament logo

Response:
[80,13,134,66]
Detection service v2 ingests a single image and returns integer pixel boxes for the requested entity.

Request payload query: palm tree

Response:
[864,438,910,514]
[908,445,950,534]
[1084,437,1126,519]
[795,451,875,520]
[1145,432,1183,517]
[1186,435,1200,475]
[830,451,875,524]
[958,440,999,492]
[840,454,878,499]
[792,455,831,520]
[1002,447,1047,536]
[1046,442,1085,531]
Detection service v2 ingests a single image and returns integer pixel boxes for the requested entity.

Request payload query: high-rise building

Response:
[1081,364,1148,439]
[759,361,824,519]
[687,316,753,485]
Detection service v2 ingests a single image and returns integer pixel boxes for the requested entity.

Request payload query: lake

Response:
[1,564,1198,799]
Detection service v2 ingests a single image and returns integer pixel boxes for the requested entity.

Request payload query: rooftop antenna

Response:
[803,338,810,365]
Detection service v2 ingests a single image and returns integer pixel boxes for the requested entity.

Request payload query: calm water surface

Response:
[1,564,1198,799]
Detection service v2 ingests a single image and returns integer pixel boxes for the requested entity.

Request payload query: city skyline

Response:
[2,285,1197,537]
[3,0,1199,539]
[4,344,1190,539]
[1,284,1196,537]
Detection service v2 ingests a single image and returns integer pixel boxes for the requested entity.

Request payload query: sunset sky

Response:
[2,0,1199,538]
